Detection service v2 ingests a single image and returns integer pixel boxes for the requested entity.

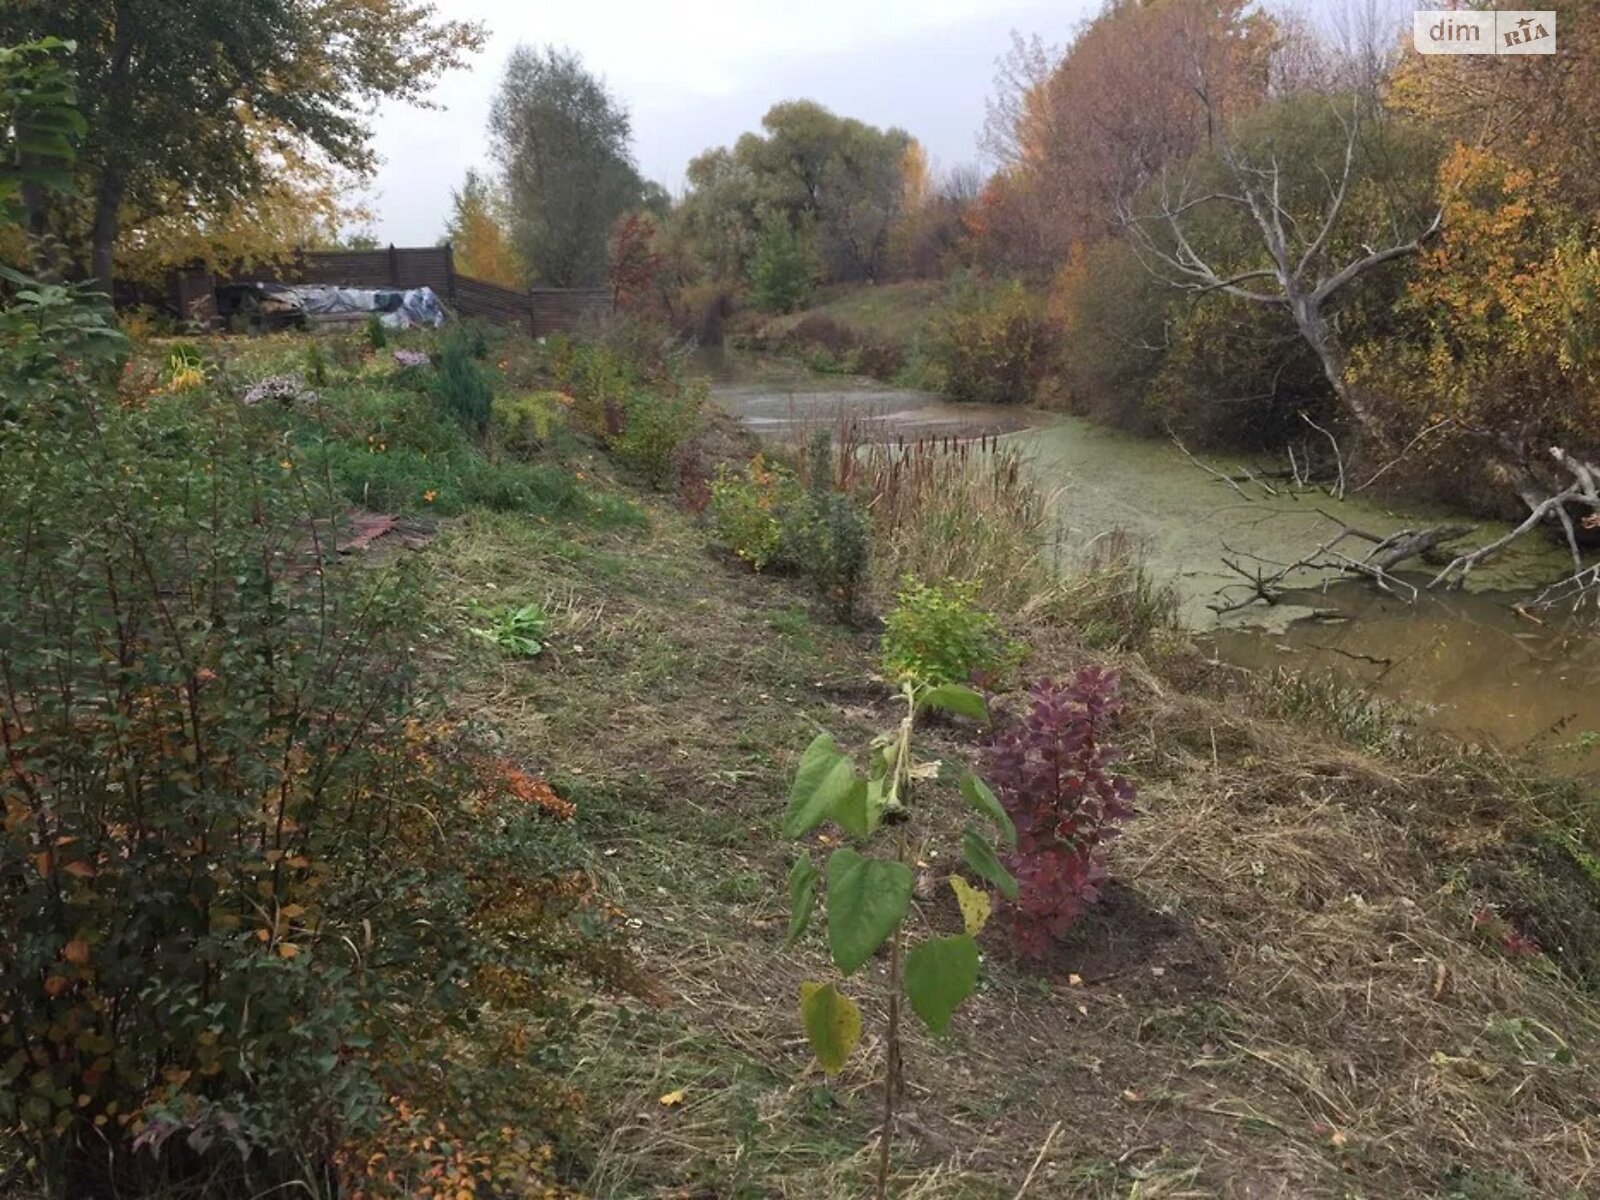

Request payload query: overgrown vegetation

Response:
[0,329,623,1195]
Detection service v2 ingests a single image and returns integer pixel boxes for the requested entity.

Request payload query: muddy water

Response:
[705,355,1600,765]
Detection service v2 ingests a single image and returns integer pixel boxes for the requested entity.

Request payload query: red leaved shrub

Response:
[980,668,1135,958]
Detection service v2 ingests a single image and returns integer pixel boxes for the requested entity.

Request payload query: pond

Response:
[703,353,1600,771]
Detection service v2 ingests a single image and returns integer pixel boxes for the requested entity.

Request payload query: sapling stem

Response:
[876,829,908,1200]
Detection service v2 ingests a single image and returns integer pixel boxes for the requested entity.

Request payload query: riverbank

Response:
[54,326,1596,1198]
[407,330,1600,1195]
[441,434,1600,1197]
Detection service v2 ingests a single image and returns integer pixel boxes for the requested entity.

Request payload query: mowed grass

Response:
[759,281,945,352]
[424,487,1600,1199]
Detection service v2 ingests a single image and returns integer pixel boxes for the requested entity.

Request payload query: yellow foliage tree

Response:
[114,126,369,286]
[1350,143,1600,473]
[445,169,526,288]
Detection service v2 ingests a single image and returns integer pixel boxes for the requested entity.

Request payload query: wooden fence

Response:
[173,245,613,336]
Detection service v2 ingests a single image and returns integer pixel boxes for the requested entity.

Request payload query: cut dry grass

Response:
[425,488,1600,1199]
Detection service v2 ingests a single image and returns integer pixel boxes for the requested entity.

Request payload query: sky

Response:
[358,0,1099,246]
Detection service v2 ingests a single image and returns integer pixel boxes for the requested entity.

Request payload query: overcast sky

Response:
[359,0,1100,246]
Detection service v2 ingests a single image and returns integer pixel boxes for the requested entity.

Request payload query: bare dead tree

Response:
[1122,96,1441,445]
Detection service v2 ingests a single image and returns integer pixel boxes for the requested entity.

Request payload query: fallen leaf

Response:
[658,1089,685,1108]
[1067,973,1084,987]
[277,943,299,959]
[62,938,90,965]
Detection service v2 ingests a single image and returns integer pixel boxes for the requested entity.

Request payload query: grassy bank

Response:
[17,320,1595,1198]
[435,470,1600,1199]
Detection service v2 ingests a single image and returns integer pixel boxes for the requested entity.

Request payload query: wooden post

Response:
[388,243,401,287]
[444,243,458,303]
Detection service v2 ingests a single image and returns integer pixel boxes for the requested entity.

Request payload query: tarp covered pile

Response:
[217,282,448,330]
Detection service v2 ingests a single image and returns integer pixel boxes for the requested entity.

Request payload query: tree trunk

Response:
[1292,293,1379,444]
[89,168,125,299]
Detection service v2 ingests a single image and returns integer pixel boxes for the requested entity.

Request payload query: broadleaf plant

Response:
[782,680,1014,1199]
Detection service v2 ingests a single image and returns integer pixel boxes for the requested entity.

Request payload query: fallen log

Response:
[1368,524,1475,572]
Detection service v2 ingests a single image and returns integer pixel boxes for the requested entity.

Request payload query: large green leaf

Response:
[921,684,989,722]
[904,934,980,1035]
[831,779,874,839]
[784,734,856,839]
[799,981,862,1075]
[825,848,912,975]
[785,853,821,947]
[960,771,1016,848]
[961,826,1019,901]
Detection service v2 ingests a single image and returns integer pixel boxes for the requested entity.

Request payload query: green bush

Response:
[881,578,1019,687]
[304,338,329,387]
[707,451,869,616]
[614,386,703,488]
[550,338,635,434]
[0,392,604,1195]
[791,488,870,619]
[749,219,816,314]
[433,325,494,434]
[491,390,566,458]
[365,312,388,350]
[925,278,1054,405]
[709,454,794,570]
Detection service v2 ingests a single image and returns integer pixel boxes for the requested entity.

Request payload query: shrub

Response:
[492,390,566,458]
[304,338,329,387]
[0,275,127,422]
[434,325,494,434]
[550,339,634,435]
[980,669,1135,958]
[614,385,703,489]
[789,488,871,620]
[0,393,605,1195]
[709,454,795,570]
[881,578,1018,688]
[925,278,1054,404]
[749,219,816,314]
[851,337,905,381]
[787,434,870,618]
[365,312,388,350]
[709,450,869,616]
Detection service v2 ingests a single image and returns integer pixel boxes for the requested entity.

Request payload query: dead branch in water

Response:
[1208,516,1474,613]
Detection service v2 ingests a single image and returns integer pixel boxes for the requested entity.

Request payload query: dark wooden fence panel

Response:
[530,287,613,335]
[455,276,535,335]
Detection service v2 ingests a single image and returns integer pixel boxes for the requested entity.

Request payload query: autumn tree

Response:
[444,168,524,288]
[976,0,1275,273]
[489,45,647,288]
[608,209,668,316]
[0,0,482,294]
